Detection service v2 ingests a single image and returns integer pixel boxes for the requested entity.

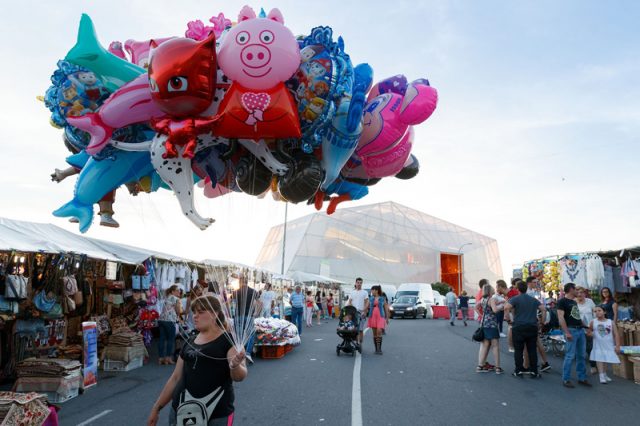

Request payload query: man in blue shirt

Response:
[290,285,305,336]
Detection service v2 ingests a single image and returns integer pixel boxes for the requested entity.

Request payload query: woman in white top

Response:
[576,286,597,372]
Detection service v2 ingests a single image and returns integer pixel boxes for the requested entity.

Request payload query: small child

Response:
[272,306,280,319]
[589,305,621,384]
[339,314,355,331]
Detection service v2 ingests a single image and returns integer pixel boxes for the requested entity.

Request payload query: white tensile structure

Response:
[255,201,502,295]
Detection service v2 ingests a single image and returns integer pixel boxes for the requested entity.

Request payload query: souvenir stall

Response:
[253,317,300,359]
[0,217,201,401]
[522,246,640,382]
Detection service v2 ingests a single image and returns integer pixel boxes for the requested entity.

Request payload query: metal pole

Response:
[457,243,473,294]
[280,202,288,275]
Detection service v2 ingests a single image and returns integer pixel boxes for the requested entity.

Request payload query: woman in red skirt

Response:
[364,285,390,354]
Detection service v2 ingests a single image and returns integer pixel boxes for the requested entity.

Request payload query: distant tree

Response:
[432,282,451,295]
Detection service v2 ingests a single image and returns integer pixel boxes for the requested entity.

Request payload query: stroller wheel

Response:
[336,348,340,356]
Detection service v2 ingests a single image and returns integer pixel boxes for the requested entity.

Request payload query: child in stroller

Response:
[336,305,361,356]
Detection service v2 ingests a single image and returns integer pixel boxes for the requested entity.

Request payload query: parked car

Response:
[432,290,446,306]
[390,296,427,319]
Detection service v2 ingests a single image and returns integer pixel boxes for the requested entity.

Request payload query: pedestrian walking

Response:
[147,295,247,426]
[290,286,304,335]
[459,291,469,326]
[476,285,503,374]
[364,285,390,354]
[576,286,597,374]
[260,283,276,318]
[347,278,369,345]
[327,293,334,318]
[158,285,182,365]
[589,306,621,384]
[315,291,323,325]
[557,283,591,388]
[321,291,328,320]
[599,287,618,322]
[445,287,458,326]
[504,280,546,378]
[495,280,508,337]
[305,291,315,328]
[232,276,259,364]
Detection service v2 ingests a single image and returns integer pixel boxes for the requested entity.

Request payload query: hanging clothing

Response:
[584,254,604,290]
[612,266,629,294]
[560,258,587,287]
[603,264,614,292]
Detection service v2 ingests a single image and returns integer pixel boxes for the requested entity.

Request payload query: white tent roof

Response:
[255,201,503,294]
[0,217,192,264]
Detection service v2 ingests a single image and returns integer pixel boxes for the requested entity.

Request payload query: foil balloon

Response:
[148,33,219,158]
[108,41,126,59]
[125,37,174,68]
[215,6,301,139]
[347,78,437,179]
[394,154,420,180]
[66,73,166,156]
[52,150,160,233]
[66,14,145,91]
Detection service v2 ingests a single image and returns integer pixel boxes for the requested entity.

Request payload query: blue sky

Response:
[1,0,639,277]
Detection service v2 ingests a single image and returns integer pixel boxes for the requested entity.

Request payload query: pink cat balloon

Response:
[125,37,174,69]
[346,78,438,179]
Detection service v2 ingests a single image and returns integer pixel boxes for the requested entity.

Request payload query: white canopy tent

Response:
[0,217,192,264]
[255,201,503,294]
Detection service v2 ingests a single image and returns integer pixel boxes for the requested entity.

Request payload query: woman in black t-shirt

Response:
[148,295,247,426]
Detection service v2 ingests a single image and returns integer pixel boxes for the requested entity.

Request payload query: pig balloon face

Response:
[218,6,301,90]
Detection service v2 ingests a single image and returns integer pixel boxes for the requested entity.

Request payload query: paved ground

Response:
[59,318,639,425]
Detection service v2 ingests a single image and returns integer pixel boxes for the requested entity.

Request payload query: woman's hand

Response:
[147,407,159,426]
[230,350,246,369]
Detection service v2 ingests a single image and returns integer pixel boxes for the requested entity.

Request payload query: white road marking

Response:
[76,410,113,426]
[352,328,369,426]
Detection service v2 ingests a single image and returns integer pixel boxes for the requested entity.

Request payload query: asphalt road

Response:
[59,318,639,425]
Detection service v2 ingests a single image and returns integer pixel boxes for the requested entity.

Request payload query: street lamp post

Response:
[457,243,473,294]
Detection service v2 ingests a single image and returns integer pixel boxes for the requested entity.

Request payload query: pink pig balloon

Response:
[217,6,300,90]
[349,79,438,178]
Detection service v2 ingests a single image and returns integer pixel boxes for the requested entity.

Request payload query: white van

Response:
[362,283,398,302]
[395,283,435,317]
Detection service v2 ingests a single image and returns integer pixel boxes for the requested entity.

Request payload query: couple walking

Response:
[348,278,390,354]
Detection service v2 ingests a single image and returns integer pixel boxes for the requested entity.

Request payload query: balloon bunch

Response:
[42,6,438,232]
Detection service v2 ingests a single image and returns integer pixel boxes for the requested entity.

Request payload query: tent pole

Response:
[280,202,288,275]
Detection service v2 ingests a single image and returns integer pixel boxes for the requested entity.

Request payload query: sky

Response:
[1,0,639,278]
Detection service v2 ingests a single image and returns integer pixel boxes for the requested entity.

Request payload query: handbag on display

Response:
[141,274,151,290]
[108,281,125,290]
[0,295,18,314]
[33,291,57,313]
[62,275,78,296]
[132,275,142,291]
[5,275,27,301]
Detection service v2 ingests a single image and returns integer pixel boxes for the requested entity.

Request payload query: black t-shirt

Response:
[557,297,583,328]
[233,286,256,318]
[459,296,469,308]
[509,294,540,327]
[172,334,234,419]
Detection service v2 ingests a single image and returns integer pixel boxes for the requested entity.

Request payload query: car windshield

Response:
[396,296,417,304]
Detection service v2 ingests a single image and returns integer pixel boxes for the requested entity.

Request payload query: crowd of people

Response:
[443,276,623,387]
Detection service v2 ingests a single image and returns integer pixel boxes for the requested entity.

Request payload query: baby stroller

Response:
[336,305,361,356]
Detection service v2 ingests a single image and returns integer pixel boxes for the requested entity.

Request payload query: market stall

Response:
[522,246,640,382]
[0,217,204,403]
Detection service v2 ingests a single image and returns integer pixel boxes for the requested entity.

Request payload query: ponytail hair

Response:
[165,285,179,297]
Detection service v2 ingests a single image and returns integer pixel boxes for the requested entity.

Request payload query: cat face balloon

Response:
[148,33,217,117]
